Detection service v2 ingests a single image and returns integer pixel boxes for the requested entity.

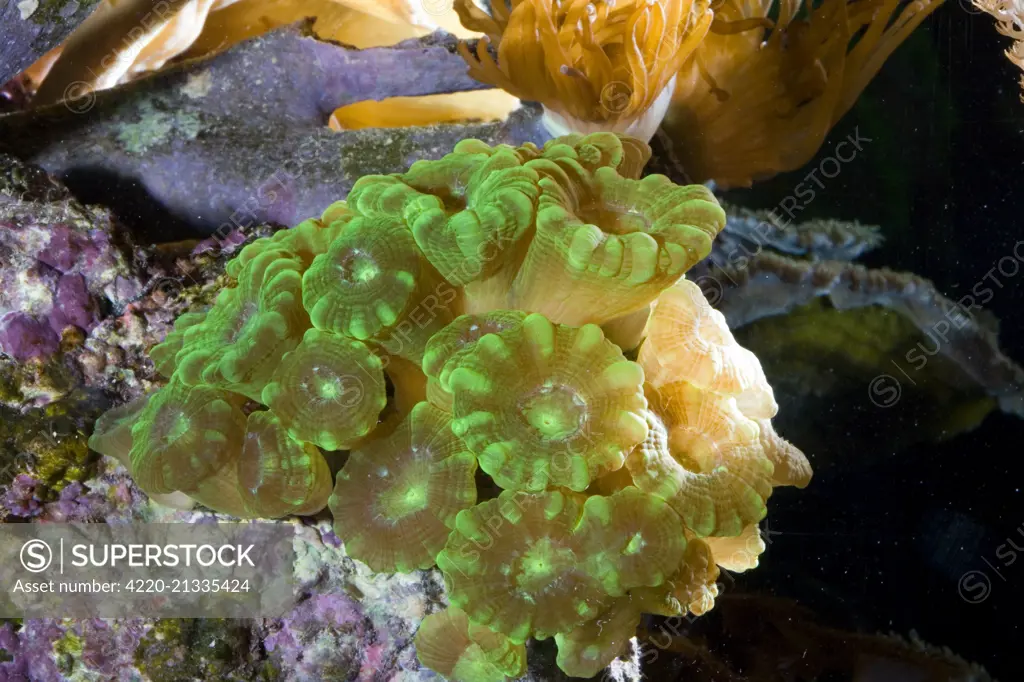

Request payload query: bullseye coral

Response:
[88,132,811,679]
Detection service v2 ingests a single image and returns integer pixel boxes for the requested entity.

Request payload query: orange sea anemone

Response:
[454,0,714,141]
[973,0,1024,101]
[661,0,944,187]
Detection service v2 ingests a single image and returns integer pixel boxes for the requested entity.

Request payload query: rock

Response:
[0,153,142,362]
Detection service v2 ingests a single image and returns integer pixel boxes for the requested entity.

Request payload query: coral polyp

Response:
[329,401,478,572]
[87,132,811,680]
[439,313,648,491]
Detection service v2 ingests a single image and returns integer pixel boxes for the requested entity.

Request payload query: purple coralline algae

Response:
[1,473,43,518]
[0,154,141,362]
[0,313,59,362]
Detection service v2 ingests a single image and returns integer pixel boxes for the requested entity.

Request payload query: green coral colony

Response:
[88,133,810,680]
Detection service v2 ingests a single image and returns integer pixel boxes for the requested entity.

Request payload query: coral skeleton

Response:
[88,133,811,680]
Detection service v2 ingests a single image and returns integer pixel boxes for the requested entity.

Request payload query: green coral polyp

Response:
[302,216,421,340]
[438,490,608,642]
[422,311,527,391]
[510,171,725,326]
[128,379,246,495]
[330,401,477,573]
[226,216,348,279]
[443,314,648,492]
[520,384,588,440]
[236,410,331,517]
[414,607,527,682]
[87,132,810,679]
[577,487,687,596]
[173,248,309,401]
[150,310,206,378]
[262,328,386,451]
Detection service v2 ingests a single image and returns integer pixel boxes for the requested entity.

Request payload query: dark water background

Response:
[720,5,1023,678]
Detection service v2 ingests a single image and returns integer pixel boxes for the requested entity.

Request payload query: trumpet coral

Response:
[171,248,309,402]
[414,606,527,682]
[329,402,477,572]
[261,328,387,450]
[454,0,714,141]
[88,132,810,679]
[438,313,649,491]
[510,170,725,325]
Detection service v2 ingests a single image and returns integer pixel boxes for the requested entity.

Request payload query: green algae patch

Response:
[116,100,204,156]
[135,619,274,682]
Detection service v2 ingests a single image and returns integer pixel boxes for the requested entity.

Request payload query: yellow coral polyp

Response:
[640,278,778,419]
[973,0,1024,100]
[703,522,765,572]
[329,402,477,572]
[756,417,814,488]
[442,313,648,491]
[663,0,943,186]
[656,537,721,616]
[553,595,644,678]
[627,383,774,537]
[455,0,713,141]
